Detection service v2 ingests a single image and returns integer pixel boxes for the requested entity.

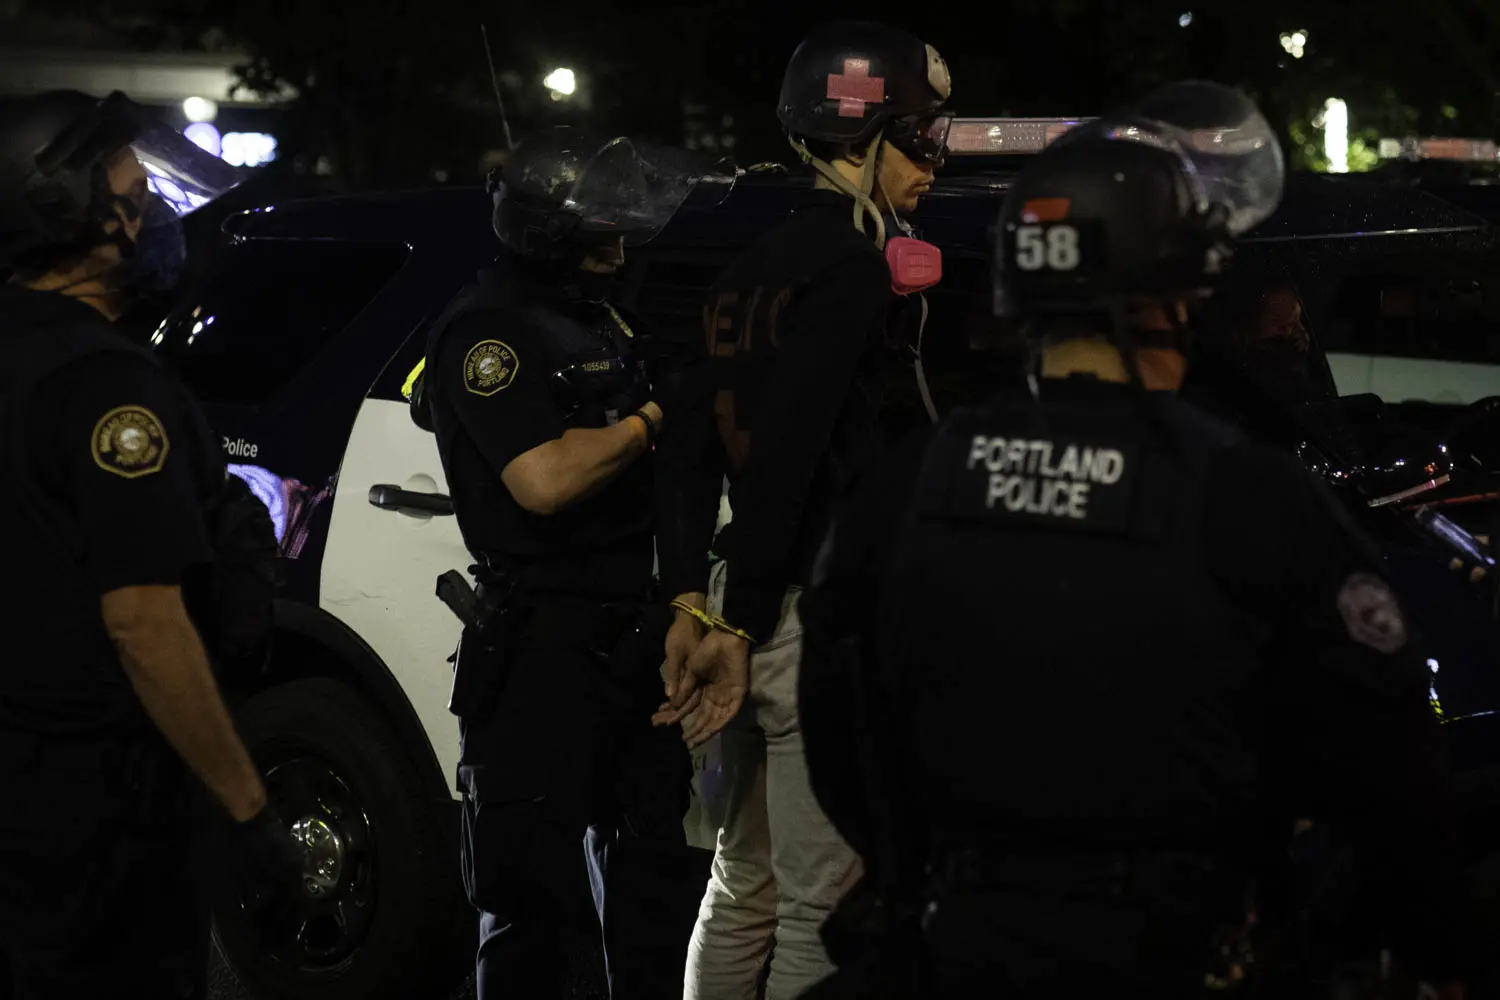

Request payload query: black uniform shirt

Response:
[427,260,654,598]
[0,287,216,734]
[656,189,894,638]
[800,377,1468,980]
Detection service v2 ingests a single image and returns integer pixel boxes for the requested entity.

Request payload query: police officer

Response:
[650,20,952,998]
[797,82,1474,996]
[0,91,305,998]
[421,127,710,999]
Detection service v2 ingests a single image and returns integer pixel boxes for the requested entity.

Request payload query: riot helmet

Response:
[0,90,241,291]
[994,80,1284,322]
[489,127,724,264]
[778,21,952,248]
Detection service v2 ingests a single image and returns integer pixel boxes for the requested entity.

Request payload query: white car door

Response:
[322,396,468,796]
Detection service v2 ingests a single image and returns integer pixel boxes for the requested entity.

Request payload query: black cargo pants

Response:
[458,598,707,1000]
[0,728,209,1000]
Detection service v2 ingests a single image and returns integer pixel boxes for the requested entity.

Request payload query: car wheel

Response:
[212,678,469,999]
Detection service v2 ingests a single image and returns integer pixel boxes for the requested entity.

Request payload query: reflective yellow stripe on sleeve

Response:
[401,357,426,401]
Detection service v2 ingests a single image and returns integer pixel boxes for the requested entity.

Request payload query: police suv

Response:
[148,120,1500,998]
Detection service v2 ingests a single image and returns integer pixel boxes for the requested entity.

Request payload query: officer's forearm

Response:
[503,409,654,515]
[102,584,268,823]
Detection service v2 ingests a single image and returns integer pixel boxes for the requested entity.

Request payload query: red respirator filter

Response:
[886,236,942,295]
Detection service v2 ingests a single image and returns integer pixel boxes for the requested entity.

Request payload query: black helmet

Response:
[994,81,1284,318]
[488,127,725,260]
[0,90,240,273]
[778,21,952,162]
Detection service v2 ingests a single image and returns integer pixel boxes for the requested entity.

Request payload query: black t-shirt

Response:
[427,261,654,598]
[0,287,217,734]
[800,377,1469,980]
[656,189,894,638]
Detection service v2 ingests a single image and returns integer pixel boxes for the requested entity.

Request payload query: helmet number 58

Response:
[1015,224,1081,272]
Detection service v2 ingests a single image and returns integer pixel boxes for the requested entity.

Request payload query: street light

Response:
[1279,29,1307,59]
[182,96,218,123]
[544,67,576,98]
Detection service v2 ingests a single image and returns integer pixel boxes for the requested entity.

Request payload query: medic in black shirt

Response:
[651,21,951,1000]
[0,91,302,998]
[798,82,1476,997]
[418,128,718,1000]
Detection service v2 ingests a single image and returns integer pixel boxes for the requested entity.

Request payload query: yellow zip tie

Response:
[669,599,714,629]
[708,615,755,644]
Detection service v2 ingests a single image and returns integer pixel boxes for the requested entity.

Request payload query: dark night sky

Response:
[4,0,1499,188]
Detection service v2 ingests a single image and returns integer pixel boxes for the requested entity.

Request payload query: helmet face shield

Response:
[562,138,735,246]
[126,114,244,221]
[38,92,245,224]
[1094,82,1285,236]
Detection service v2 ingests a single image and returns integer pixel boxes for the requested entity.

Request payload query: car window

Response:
[1322,268,1500,364]
[151,239,410,404]
[1312,243,1500,406]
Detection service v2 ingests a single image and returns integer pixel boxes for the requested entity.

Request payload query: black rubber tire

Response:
[211,678,469,1000]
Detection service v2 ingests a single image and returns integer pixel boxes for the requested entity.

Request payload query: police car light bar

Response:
[1378,136,1500,162]
[948,118,1095,156]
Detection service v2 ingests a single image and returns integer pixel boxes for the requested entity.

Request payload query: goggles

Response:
[886,114,953,166]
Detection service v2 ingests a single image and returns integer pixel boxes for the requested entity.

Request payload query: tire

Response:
[211,678,470,1000]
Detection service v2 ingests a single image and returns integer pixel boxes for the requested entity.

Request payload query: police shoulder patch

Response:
[91,405,169,479]
[462,339,520,396]
[1336,572,1408,654]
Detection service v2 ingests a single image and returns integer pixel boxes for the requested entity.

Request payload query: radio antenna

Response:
[480,24,516,151]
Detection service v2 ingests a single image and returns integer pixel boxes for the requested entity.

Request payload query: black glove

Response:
[231,804,307,912]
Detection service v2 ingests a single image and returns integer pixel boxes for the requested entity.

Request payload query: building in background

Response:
[0,18,292,173]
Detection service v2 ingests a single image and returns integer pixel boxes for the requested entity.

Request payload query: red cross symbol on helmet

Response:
[826,59,886,118]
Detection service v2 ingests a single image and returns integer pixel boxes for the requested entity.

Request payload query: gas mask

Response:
[878,183,942,296]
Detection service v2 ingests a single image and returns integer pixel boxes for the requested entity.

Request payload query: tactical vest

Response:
[421,267,655,593]
[885,383,1259,854]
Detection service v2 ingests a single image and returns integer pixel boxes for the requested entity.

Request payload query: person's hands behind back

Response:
[662,594,708,707]
[654,630,749,749]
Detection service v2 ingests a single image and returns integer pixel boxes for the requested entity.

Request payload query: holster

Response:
[440,570,517,722]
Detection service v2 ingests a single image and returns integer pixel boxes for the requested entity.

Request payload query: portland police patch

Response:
[91,405,169,478]
[463,340,519,396]
[1336,572,1408,654]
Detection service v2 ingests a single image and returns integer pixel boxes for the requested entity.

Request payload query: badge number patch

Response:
[463,340,519,396]
[91,405,169,478]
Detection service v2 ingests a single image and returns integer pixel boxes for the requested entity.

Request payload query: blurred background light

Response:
[1323,97,1349,173]
[544,66,576,98]
[183,121,222,158]
[221,132,278,168]
[182,95,218,122]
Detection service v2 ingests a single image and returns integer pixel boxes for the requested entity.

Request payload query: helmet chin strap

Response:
[789,128,888,250]
[877,173,916,238]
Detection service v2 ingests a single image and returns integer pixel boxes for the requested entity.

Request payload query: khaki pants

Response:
[683,563,863,1000]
